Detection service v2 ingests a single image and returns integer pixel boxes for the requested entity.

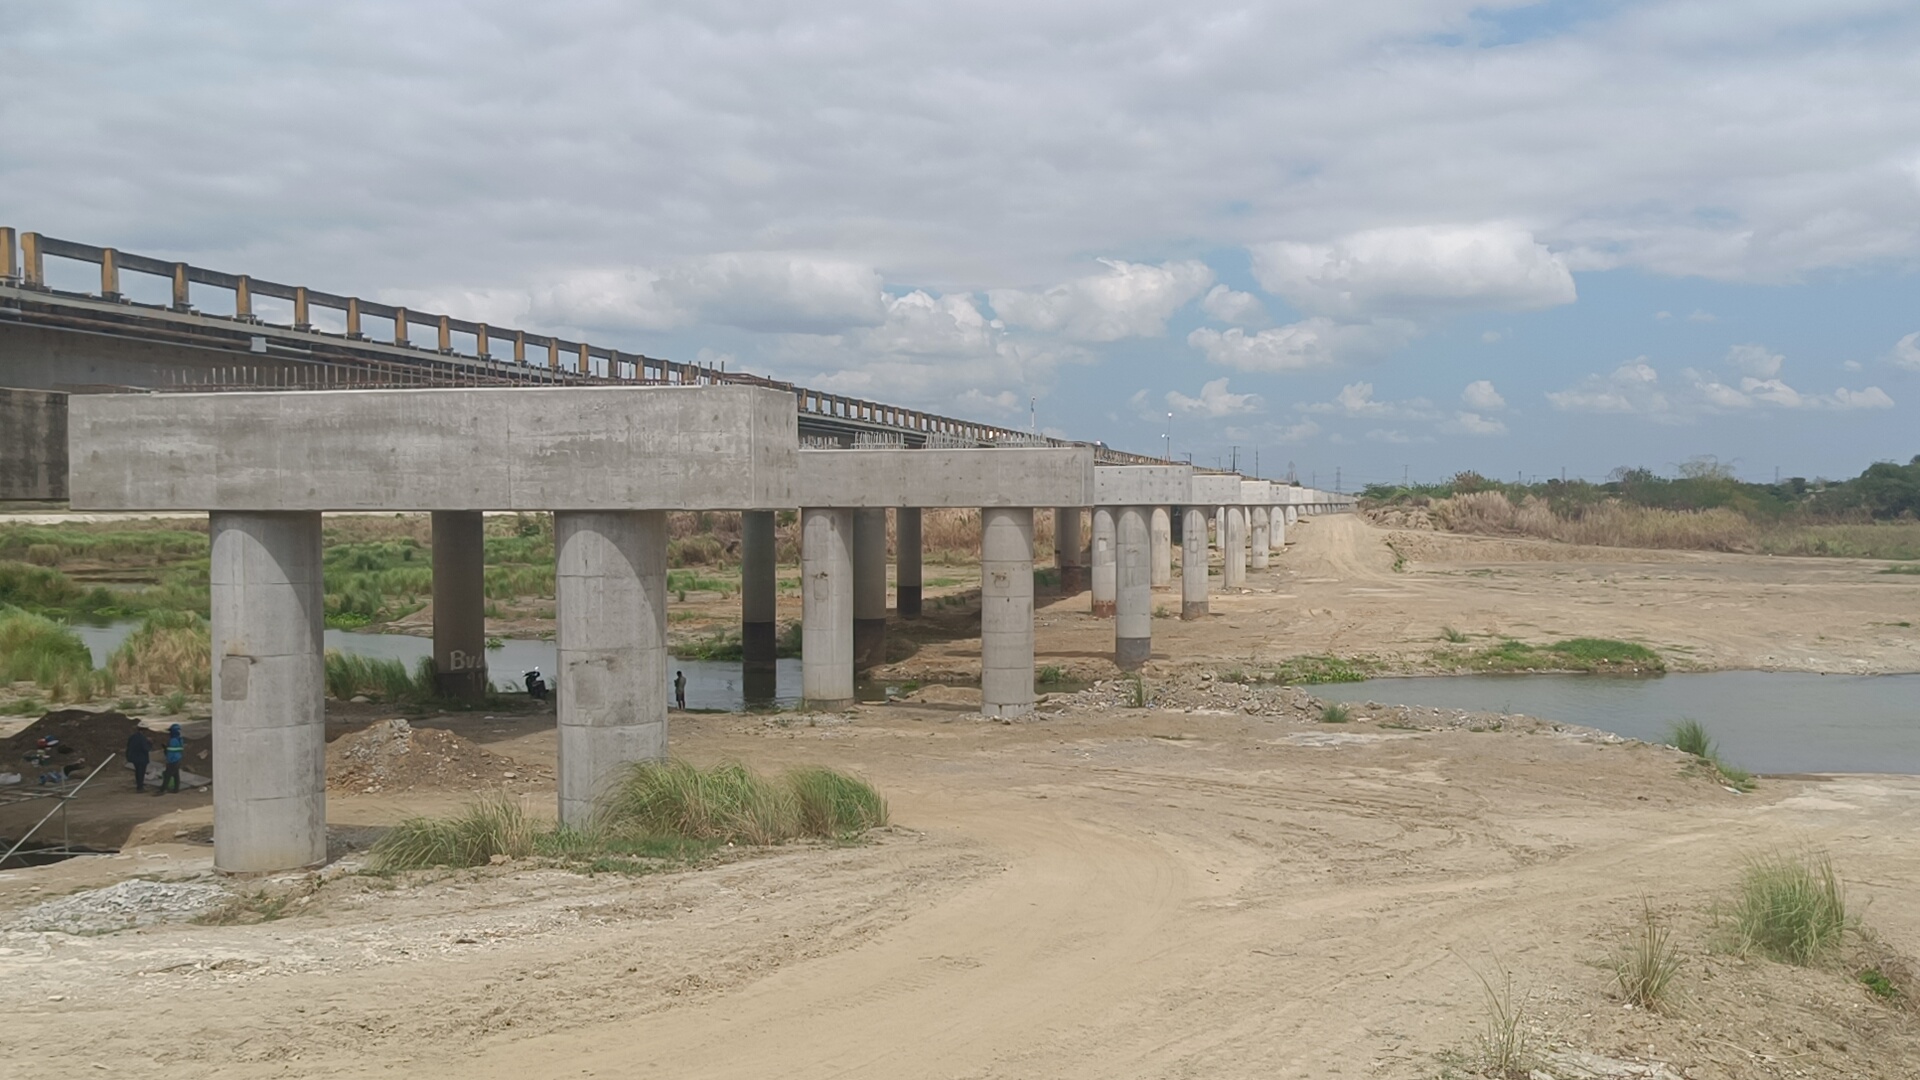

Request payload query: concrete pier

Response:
[800,507,855,710]
[1224,506,1247,589]
[1150,506,1172,588]
[851,508,888,671]
[1090,506,1117,617]
[1180,507,1208,619]
[979,507,1035,717]
[896,507,923,618]
[1250,507,1270,570]
[555,510,668,826]
[740,510,777,667]
[1115,505,1152,669]
[430,510,489,700]
[210,511,326,873]
[1055,507,1086,594]
[1271,505,1286,550]
[1286,505,1298,526]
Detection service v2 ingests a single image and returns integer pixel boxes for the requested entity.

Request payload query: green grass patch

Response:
[1036,665,1067,685]
[1440,625,1469,643]
[1446,637,1664,674]
[1612,900,1681,1011]
[1879,563,1920,575]
[673,631,744,661]
[323,651,438,702]
[1858,966,1902,1002]
[0,606,110,700]
[370,762,888,873]
[1319,702,1352,724]
[1723,849,1851,965]
[109,610,212,694]
[1268,655,1371,685]
[1665,718,1754,790]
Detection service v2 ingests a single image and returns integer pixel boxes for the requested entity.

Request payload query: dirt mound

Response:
[1362,505,1435,530]
[0,709,202,783]
[326,718,527,794]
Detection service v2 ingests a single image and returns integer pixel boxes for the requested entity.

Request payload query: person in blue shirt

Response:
[157,723,184,795]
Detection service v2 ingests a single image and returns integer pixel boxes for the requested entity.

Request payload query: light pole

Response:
[1163,411,1172,460]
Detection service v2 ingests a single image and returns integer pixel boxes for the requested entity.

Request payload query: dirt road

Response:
[3,515,1917,1077]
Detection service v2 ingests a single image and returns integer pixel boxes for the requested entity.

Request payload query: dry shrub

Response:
[110,611,212,694]
[1431,492,1754,552]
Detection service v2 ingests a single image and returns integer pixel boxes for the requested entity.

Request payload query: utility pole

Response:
[1229,445,1239,473]
[1164,411,1172,461]
[1335,467,1341,494]
[1287,461,1297,484]
[1403,464,1410,486]
[1254,448,1260,478]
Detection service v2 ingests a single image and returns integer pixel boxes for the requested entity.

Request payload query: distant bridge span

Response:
[0,226,1170,463]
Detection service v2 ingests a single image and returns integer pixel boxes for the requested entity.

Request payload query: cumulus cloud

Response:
[1894,332,1920,371]
[989,259,1213,342]
[1441,411,1508,436]
[1546,360,1673,418]
[1187,317,1415,371]
[657,253,886,334]
[1725,343,1784,378]
[1200,284,1267,326]
[1166,377,1264,418]
[1302,381,1439,421]
[1462,379,1506,411]
[1249,225,1576,320]
[1550,354,1895,418]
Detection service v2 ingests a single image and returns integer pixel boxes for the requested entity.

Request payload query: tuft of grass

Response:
[0,606,99,695]
[1127,673,1147,707]
[1879,563,1920,575]
[370,795,538,871]
[1467,961,1532,1079]
[787,767,889,837]
[1668,718,1713,759]
[1666,718,1754,790]
[1320,702,1352,724]
[604,760,798,846]
[1612,900,1682,1011]
[1036,665,1066,685]
[1724,849,1850,965]
[109,611,212,694]
[1440,625,1469,643]
[674,631,744,661]
[162,689,189,714]
[1858,966,1901,1002]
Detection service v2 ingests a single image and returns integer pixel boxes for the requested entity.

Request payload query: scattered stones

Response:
[7,879,230,934]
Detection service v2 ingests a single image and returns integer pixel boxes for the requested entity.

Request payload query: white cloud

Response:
[989,259,1213,342]
[1480,329,1504,343]
[1249,225,1576,320]
[1188,317,1415,371]
[1843,359,1864,372]
[1200,284,1267,327]
[1366,428,1432,445]
[1462,379,1506,411]
[1654,311,1674,321]
[1832,386,1896,409]
[658,253,886,334]
[1688,309,1717,323]
[1546,360,1674,418]
[1166,377,1263,418]
[1739,376,1804,408]
[1725,343,1784,378]
[1441,411,1507,436]
[1894,332,1920,371]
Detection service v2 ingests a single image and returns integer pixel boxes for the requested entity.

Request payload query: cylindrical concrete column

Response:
[1090,506,1117,617]
[741,510,777,669]
[801,508,855,709]
[1286,505,1298,526]
[1055,507,1086,594]
[896,507,923,618]
[852,508,888,671]
[1224,506,1247,589]
[1181,507,1209,620]
[210,511,325,874]
[1271,508,1286,551]
[431,510,488,701]
[1250,507,1270,570]
[1115,505,1152,669]
[1150,506,1172,588]
[555,510,667,826]
[980,507,1035,717]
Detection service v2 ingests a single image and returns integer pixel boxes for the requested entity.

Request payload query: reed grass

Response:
[1612,900,1682,1010]
[322,651,437,701]
[109,611,212,694]
[1724,850,1851,965]
[369,795,538,870]
[0,606,105,699]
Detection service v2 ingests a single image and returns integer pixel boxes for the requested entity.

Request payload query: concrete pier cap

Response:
[68,385,803,866]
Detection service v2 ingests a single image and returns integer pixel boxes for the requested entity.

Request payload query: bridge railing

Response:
[3,226,1187,464]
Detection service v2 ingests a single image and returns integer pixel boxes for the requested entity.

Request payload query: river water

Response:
[1313,672,1920,775]
[72,622,806,711]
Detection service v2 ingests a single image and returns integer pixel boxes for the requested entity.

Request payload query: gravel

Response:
[8,879,230,934]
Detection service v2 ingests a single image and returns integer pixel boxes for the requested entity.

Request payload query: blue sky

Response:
[3,1,1917,490]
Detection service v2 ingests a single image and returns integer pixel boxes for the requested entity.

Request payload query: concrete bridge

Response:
[11,225,1357,876]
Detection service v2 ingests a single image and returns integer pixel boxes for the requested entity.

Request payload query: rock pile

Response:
[326,717,537,794]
